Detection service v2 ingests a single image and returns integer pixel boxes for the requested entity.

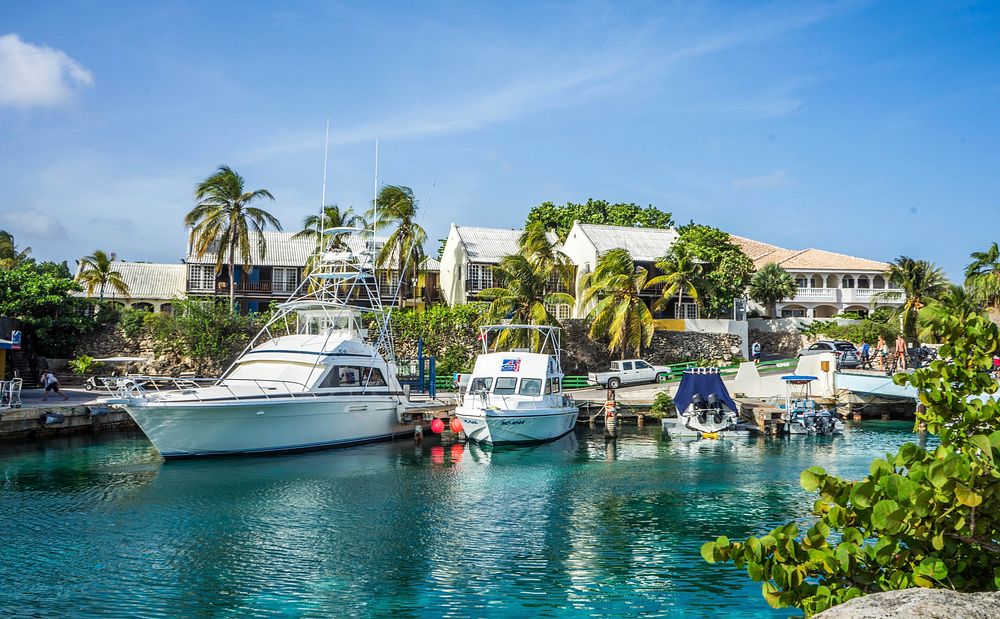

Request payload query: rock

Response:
[814,588,1000,619]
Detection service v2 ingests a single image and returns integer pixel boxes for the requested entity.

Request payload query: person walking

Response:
[859,339,872,370]
[751,341,762,364]
[876,336,888,370]
[895,336,908,370]
[40,370,69,402]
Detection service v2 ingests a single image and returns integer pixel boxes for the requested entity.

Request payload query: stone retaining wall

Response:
[749,328,811,358]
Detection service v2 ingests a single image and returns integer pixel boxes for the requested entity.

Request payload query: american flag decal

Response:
[501,358,521,372]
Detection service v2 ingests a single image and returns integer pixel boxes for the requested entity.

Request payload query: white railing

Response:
[792,288,837,300]
[789,287,905,304]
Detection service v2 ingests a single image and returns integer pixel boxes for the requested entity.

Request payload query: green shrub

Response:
[703,310,1000,616]
[119,308,149,339]
[68,355,97,375]
[436,344,473,378]
[648,391,675,419]
[799,318,900,345]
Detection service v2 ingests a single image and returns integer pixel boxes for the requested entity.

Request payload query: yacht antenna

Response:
[372,138,379,255]
[318,119,330,257]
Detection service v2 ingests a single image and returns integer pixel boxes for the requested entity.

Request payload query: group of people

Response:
[857,335,908,371]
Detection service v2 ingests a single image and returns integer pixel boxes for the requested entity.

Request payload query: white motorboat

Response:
[106,226,427,458]
[662,369,749,438]
[454,325,579,445]
[775,375,844,436]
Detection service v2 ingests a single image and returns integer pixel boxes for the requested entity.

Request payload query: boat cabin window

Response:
[319,366,386,388]
[493,377,517,395]
[622,361,633,370]
[545,379,552,394]
[469,377,493,392]
[549,377,561,393]
[519,378,542,396]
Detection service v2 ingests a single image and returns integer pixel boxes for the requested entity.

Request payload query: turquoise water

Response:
[0,422,922,618]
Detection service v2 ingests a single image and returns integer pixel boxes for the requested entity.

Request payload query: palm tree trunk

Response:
[228,245,236,312]
[99,280,105,303]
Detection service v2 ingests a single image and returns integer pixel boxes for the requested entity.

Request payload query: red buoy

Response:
[449,417,463,434]
[430,418,445,434]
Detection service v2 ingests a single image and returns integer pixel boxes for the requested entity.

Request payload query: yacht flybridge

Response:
[454,325,579,445]
[106,226,427,459]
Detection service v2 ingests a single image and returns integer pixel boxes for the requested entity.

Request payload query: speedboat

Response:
[454,325,578,445]
[662,369,749,439]
[775,375,844,436]
[105,227,428,458]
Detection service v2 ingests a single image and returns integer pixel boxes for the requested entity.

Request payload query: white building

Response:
[74,261,187,313]
[561,222,680,318]
[730,236,902,318]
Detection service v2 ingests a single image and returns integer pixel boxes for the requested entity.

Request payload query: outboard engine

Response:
[815,411,835,435]
[707,393,724,424]
[691,393,708,425]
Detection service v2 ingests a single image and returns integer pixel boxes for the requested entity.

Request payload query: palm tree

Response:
[0,230,31,268]
[580,248,654,359]
[646,246,713,319]
[371,185,427,307]
[964,242,1000,309]
[478,254,575,349]
[185,165,280,309]
[292,204,366,247]
[77,250,129,301]
[874,256,948,344]
[918,283,982,343]
[519,223,573,288]
[748,263,797,318]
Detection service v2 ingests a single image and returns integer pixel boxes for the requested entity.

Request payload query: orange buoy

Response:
[430,418,445,434]
[450,417,463,434]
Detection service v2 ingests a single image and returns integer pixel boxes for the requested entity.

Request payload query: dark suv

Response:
[797,340,860,368]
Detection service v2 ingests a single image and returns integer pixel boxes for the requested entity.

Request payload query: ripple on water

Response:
[0,422,923,617]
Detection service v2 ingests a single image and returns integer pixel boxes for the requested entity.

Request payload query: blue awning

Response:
[674,372,738,414]
[781,375,818,383]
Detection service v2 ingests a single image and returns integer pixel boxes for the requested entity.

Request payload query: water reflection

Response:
[0,422,922,618]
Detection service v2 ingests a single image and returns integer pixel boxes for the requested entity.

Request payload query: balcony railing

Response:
[789,287,905,304]
[216,281,272,293]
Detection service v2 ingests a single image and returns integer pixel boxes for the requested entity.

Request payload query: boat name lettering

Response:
[499,420,525,426]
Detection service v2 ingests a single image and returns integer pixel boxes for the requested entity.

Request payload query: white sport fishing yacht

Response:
[107,226,425,458]
[454,325,578,445]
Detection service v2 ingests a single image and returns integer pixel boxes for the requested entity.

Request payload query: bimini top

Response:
[781,375,818,384]
[674,372,738,414]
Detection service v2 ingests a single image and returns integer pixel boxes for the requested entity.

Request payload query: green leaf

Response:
[700,541,717,563]
[916,556,948,581]
[932,532,945,551]
[955,483,983,507]
[761,582,782,608]
[969,434,993,460]
[801,467,825,491]
[872,500,905,533]
[850,481,875,509]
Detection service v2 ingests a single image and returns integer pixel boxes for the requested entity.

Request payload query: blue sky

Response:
[1,1,998,279]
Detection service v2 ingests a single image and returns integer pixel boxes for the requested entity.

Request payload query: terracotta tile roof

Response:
[731,235,889,272]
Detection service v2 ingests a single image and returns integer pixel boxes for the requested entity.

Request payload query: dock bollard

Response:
[605,388,617,437]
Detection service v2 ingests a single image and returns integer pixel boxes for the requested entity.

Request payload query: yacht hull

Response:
[122,396,406,458]
[455,407,578,445]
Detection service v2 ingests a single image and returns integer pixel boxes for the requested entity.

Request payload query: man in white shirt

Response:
[40,371,69,402]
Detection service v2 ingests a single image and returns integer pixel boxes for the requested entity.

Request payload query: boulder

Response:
[814,588,1000,619]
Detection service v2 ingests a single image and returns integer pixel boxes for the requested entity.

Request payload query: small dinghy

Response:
[662,369,750,439]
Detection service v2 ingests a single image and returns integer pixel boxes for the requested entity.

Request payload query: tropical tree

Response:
[477,254,574,349]
[519,223,573,288]
[748,263,797,319]
[371,185,427,307]
[873,256,948,344]
[646,245,714,319]
[580,248,654,359]
[964,242,1000,309]
[77,250,129,301]
[669,224,755,317]
[292,204,366,247]
[525,199,674,240]
[185,165,280,309]
[917,283,982,342]
[0,230,31,269]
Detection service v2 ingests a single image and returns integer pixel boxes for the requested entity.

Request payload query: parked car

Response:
[588,359,673,389]
[797,340,860,369]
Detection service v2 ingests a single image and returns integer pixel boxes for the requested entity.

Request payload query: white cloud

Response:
[732,169,790,190]
[0,210,70,241]
[0,33,94,107]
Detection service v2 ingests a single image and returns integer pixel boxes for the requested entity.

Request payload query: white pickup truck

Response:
[587,359,673,389]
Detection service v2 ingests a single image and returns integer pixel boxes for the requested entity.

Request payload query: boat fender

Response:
[702,431,719,440]
[38,412,65,426]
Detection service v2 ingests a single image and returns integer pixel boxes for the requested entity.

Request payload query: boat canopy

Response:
[674,372,738,414]
[781,375,818,384]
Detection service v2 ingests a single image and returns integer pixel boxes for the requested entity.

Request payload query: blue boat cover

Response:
[674,372,738,414]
